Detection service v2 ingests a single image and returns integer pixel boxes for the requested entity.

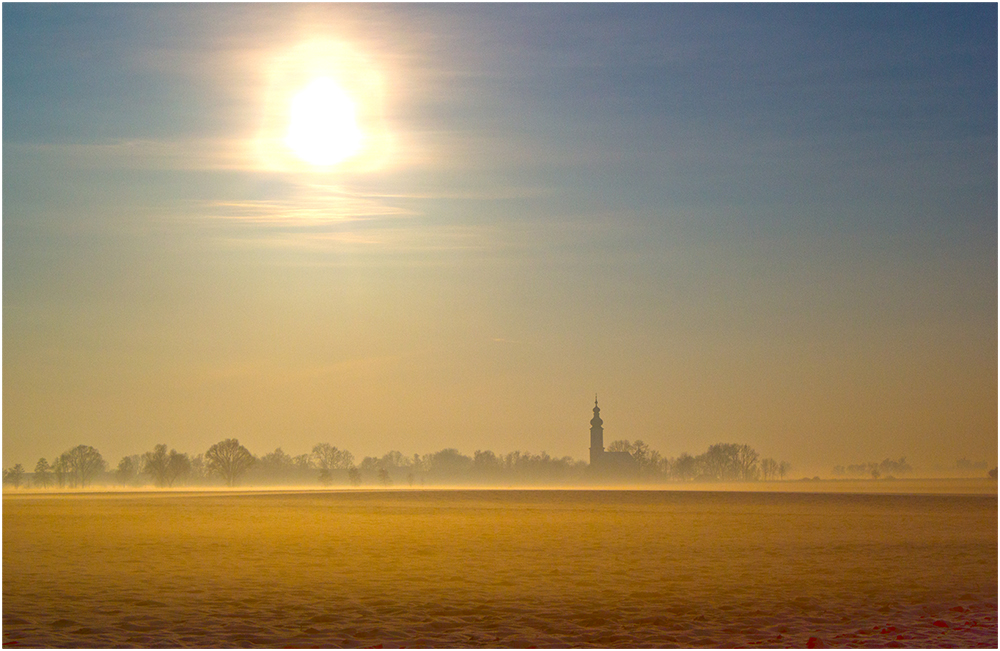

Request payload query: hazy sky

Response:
[4,4,996,475]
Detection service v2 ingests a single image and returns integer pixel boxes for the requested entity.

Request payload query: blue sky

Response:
[3,4,996,474]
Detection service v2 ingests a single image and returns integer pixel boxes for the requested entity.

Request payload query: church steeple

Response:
[589,395,604,465]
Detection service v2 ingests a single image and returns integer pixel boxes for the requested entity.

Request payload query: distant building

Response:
[588,397,637,478]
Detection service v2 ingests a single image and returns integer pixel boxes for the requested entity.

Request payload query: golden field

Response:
[3,486,996,647]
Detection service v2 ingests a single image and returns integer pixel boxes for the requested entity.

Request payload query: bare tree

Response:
[311,443,354,485]
[630,440,664,479]
[671,453,698,481]
[760,458,779,481]
[607,439,633,453]
[693,444,762,481]
[474,450,501,482]
[381,450,410,470]
[166,450,191,486]
[734,444,760,481]
[142,444,191,487]
[253,448,295,484]
[425,449,473,481]
[3,464,26,489]
[292,453,311,472]
[878,457,913,477]
[645,449,665,476]
[778,461,790,480]
[34,458,54,488]
[115,455,141,486]
[189,454,208,483]
[141,445,170,487]
[347,466,362,486]
[53,454,69,488]
[359,456,381,479]
[700,443,738,480]
[205,439,255,487]
[63,445,106,488]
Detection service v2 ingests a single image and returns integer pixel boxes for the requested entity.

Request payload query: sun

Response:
[285,77,364,166]
[257,40,391,173]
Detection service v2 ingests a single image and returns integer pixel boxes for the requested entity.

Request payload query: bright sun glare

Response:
[285,77,364,166]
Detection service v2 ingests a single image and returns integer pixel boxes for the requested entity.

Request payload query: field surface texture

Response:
[3,489,997,648]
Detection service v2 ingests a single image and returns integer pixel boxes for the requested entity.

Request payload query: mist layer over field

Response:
[3,489,996,648]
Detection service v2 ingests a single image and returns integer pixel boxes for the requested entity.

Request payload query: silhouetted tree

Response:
[989,467,997,480]
[115,455,141,486]
[878,457,912,477]
[734,444,760,481]
[473,450,502,482]
[690,444,762,481]
[63,445,106,488]
[641,446,668,479]
[607,439,632,453]
[166,450,192,485]
[189,454,208,483]
[378,467,392,486]
[760,458,779,481]
[53,454,69,488]
[142,446,169,486]
[630,441,667,479]
[347,466,362,486]
[368,451,412,485]
[33,458,54,488]
[778,461,790,479]
[672,453,698,481]
[3,464,26,489]
[380,450,410,470]
[426,449,473,482]
[359,456,381,481]
[839,459,909,479]
[292,453,311,474]
[142,444,191,487]
[957,458,988,472]
[252,447,301,484]
[700,443,738,480]
[311,443,354,485]
[205,439,255,487]
[602,439,662,480]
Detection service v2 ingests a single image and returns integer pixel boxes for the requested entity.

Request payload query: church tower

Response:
[589,396,604,466]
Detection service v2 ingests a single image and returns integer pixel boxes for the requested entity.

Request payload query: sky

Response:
[3,4,996,477]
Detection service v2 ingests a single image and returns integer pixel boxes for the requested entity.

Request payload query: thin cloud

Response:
[203,195,415,224]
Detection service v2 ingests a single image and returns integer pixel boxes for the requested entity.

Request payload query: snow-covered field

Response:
[3,486,996,647]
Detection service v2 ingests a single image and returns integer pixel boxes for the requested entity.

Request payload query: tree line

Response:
[831,457,913,479]
[3,439,792,489]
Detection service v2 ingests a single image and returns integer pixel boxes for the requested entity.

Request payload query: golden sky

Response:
[4,4,996,476]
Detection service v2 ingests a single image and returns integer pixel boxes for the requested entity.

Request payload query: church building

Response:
[588,397,638,477]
